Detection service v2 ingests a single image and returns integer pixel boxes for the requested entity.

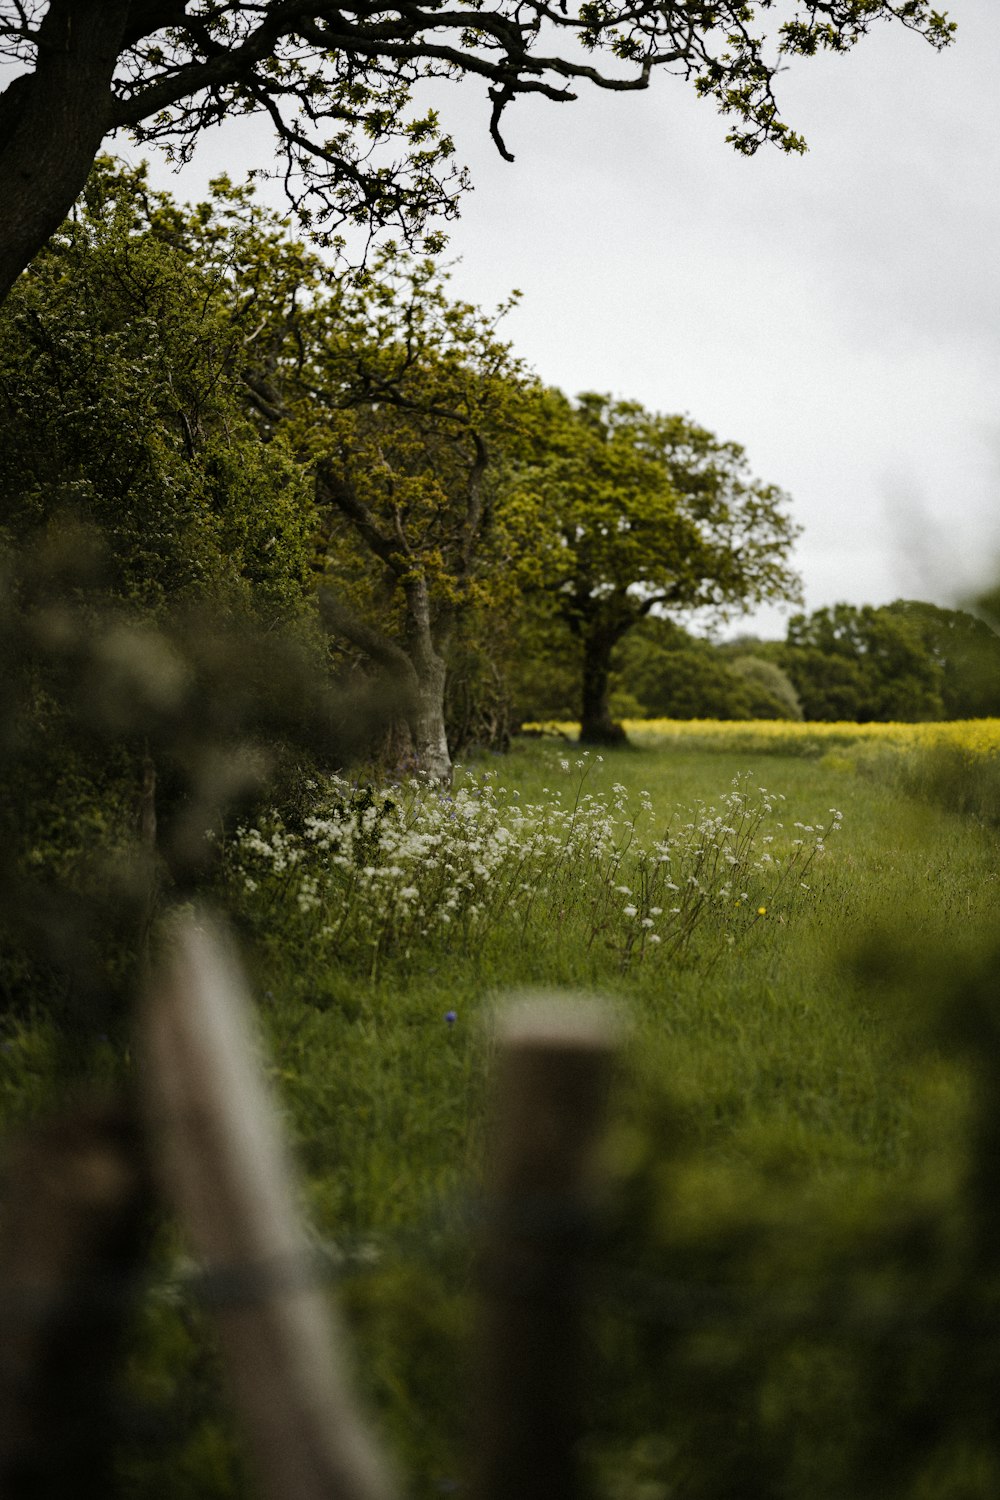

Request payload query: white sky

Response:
[128,0,1000,640]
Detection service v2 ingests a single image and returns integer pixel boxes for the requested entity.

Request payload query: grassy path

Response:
[221,740,995,1497]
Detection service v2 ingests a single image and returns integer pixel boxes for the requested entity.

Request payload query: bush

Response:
[873,741,1000,827]
[727,655,803,719]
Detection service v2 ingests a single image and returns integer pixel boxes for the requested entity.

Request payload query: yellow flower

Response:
[757,906,767,916]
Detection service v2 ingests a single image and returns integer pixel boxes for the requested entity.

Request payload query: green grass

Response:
[237,741,992,1218]
[237,741,996,1499]
[4,735,998,1498]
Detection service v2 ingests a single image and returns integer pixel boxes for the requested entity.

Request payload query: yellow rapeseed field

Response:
[631,718,1000,752]
[527,718,1000,759]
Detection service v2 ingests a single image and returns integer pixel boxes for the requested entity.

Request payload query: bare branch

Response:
[0,0,956,299]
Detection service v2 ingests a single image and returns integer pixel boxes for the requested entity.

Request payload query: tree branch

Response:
[318,589,417,684]
[0,0,131,302]
[0,0,956,302]
[315,459,408,575]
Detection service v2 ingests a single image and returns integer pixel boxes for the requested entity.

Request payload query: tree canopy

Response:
[159,178,538,779]
[607,619,802,721]
[778,600,1000,722]
[0,1,956,304]
[782,602,944,721]
[0,159,317,621]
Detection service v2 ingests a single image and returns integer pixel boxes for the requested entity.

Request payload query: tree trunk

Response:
[578,629,628,747]
[320,580,452,783]
[410,653,452,785]
[0,1,131,305]
[405,576,453,784]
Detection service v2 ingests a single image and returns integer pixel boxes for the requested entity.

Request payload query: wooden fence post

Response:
[0,1099,149,1500]
[471,993,617,1500]
[138,910,397,1500]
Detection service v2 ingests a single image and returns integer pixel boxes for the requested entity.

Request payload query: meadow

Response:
[2,720,999,1497]
[224,722,998,1212]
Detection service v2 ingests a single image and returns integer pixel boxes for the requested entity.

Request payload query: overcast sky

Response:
[131,0,1000,640]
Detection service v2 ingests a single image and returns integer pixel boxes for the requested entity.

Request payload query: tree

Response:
[616,625,748,720]
[304,273,534,782]
[885,599,1000,719]
[0,162,394,1028]
[512,391,800,743]
[781,602,945,721]
[0,2,956,306]
[607,619,803,720]
[0,159,316,623]
[181,187,537,780]
[727,656,801,719]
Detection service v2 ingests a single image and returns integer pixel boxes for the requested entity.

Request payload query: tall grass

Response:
[188,736,999,1247]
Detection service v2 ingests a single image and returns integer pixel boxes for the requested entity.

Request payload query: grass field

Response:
[229,730,997,1218]
[3,722,999,1497]
[209,730,1000,1495]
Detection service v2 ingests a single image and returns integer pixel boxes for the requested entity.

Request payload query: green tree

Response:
[0,3,956,305]
[885,599,1000,719]
[305,286,535,782]
[782,603,945,721]
[0,161,387,1029]
[611,620,746,720]
[180,186,538,779]
[0,158,316,622]
[727,654,803,719]
[609,620,803,720]
[512,391,800,743]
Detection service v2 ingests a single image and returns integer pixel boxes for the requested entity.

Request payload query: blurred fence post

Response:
[138,910,397,1500]
[470,993,617,1500]
[0,1099,149,1500]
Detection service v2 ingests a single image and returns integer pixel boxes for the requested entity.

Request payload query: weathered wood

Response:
[139,911,397,1500]
[470,993,617,1500]
[0,1099,149,1500]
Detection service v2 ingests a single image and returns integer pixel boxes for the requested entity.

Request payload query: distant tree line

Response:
[513,600,1000,726]
[1,157,804,767]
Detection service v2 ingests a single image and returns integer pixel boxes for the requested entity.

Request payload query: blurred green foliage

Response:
[583,923,1000,1500]
[0,160,398,1043]
[0,526,391,1043]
